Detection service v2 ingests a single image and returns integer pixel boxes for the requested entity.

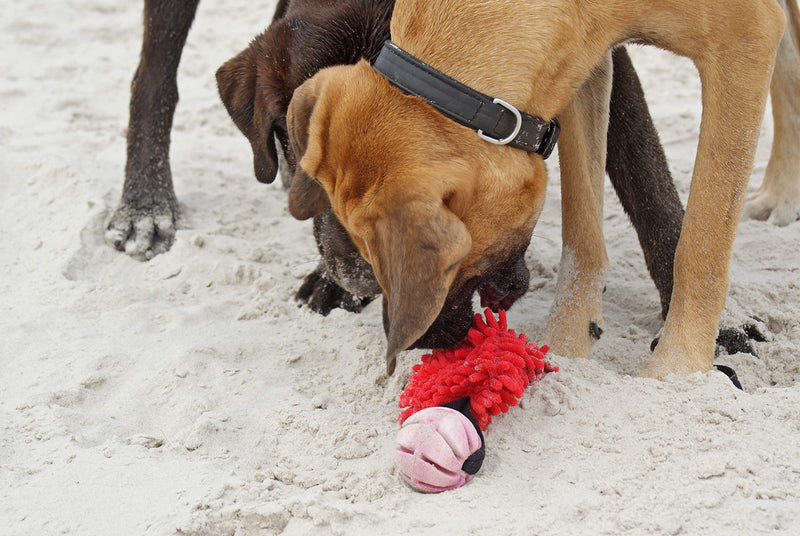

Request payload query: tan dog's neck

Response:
[390,0,628,120]
[391,0,779,122]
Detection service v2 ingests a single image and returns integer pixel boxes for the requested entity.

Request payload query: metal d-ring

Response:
[477,98,522,145]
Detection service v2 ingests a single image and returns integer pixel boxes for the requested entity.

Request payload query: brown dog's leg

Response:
[295,208,381,315]
[106,0,200,260]
[545,53,613,358]
[607,47,768,355]
[606,47,684,320]
[742,0,800,226]
[642,1,785,378]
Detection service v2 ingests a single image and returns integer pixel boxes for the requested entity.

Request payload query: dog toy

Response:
[395,308,557,492]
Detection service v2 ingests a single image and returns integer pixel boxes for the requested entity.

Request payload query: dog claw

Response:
[106,228,126,251]
[589,321,603,340]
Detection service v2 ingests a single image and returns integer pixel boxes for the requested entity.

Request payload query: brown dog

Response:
[286,0,785,376]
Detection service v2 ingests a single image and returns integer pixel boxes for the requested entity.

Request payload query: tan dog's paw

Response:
[544,318,603,359]
[543,251,606,359]
[544,293,604,359]
[640,344,713,380]
[741,185,800,226]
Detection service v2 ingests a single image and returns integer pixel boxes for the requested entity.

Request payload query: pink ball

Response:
[395,406,482,493]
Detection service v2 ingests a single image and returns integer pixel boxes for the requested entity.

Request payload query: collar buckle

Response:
[477,98,523,145]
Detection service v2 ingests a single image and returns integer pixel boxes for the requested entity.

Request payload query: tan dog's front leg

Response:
[742,0,800,225]
[642,6,784,378]
[544,53,612,358]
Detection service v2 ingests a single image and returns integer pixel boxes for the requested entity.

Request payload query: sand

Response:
[1,1,799,534]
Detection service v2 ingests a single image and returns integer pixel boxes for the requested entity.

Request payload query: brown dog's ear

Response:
[216,43,281,184]
[286,74,331,220]
[362,201,472,374]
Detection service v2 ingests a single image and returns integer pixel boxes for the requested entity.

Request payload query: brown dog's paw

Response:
[295,265,375,316]
[650,321,767,357]
[105,198,178,261]
[715,322,767,357]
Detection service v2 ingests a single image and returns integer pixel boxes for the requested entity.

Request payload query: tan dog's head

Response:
[288,60,548,373]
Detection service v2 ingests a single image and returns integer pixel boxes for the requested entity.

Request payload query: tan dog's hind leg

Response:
[742,0,800,226]
[641,1,785,378]
[544,53,612,359]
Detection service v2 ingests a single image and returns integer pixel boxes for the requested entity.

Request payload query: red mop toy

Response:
[395,308,557,493]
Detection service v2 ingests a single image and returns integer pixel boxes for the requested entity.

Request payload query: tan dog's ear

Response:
[286,75,331,220]
[216,43,281,184]
[364,201,472,374]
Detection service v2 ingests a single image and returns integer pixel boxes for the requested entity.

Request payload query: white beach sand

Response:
[1,1,799,534]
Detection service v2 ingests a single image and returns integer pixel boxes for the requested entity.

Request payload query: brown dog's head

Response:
[215,0,393,184]
[288,60,548,373]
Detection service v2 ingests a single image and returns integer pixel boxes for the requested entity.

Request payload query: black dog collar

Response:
[373,41,560,158]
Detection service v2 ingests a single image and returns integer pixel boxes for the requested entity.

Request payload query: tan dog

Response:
[286,0,785,377]
[743,0,800,225]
